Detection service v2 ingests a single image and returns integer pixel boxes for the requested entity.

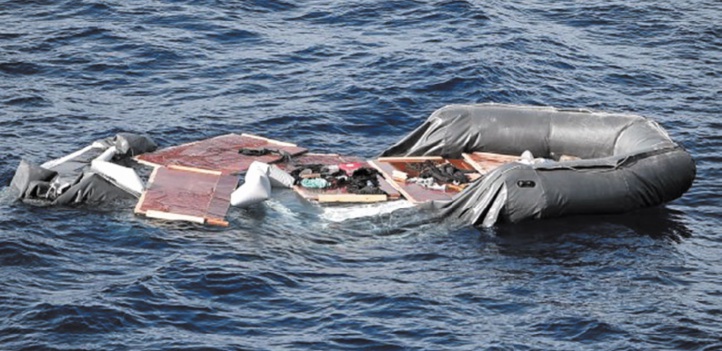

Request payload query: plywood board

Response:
[135,133,308,175]
[135,166,238,226]
[462,152,519,175]
[369,157,477,204]
[279,153,400,203]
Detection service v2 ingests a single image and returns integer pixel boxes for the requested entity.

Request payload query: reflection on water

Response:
[489,206,693,243]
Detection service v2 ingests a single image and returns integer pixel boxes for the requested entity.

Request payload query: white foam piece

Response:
[321,200,415,222]
[231,161,272,207]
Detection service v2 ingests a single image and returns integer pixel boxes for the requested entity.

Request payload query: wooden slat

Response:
[205,218,230,227]
[318,194,388,203]
[145,210,206,224]
[369,160,443,204]
[168,164,222,175]
[462,152,519,175]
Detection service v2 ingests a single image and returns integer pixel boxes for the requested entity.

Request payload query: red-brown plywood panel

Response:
[135,134,307,175]
[280,153,400,202]
[369,158,476,204]
[292,185,388,202]
[206,174,238,221]
[462,152,519,175]
[135,166,237,226]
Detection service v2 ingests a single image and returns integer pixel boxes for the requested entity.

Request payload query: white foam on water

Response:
[320,200,415,222]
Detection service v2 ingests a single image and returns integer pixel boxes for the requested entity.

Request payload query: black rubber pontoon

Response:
[381,103,696,226]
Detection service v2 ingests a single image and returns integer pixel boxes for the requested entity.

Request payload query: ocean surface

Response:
[1,0,720,350]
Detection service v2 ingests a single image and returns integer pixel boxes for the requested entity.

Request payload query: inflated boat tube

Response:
[381,103,695,226]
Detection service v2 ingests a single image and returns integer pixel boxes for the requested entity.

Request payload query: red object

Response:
[338,162,364,175]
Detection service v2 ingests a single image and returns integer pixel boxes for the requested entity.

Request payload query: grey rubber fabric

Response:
[381,103,696,226]
[9,133,155,206]
[114,133,158,157]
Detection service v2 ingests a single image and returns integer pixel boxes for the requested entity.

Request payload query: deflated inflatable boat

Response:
[9,133,158,205]
[7,104,695,228]
[381,103,696,226]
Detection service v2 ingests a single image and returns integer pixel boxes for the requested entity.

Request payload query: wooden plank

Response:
[369,158,477,204]
[462,152,519,175]
[145,210,206,224]
[135,133,308,175]
[461,153,484,174]
[168,164,222,175]
[293,180,397,201]
[205,218,230,227]
[134,166,237,226]
[369,160,440,204]
[318,194,388,203]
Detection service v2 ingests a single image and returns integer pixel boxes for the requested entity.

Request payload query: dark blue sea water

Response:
[1,1,721,350]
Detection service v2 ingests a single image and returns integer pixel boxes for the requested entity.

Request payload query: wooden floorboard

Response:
[135,133,307,175]
[462,152,519,175]
[135,166,237,226]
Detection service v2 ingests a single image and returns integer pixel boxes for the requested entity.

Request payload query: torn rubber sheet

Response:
[277,153,401,203]
[135,165,238,226]
[369,157,478,204]
[136,133,307,174]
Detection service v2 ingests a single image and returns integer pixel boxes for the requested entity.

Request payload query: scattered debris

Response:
[369,157,479,204]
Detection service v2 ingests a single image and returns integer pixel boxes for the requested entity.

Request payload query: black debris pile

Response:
[345,168,385,195]
[409,161,473,185]
[289,164,386,195]
[238,147,292,163]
